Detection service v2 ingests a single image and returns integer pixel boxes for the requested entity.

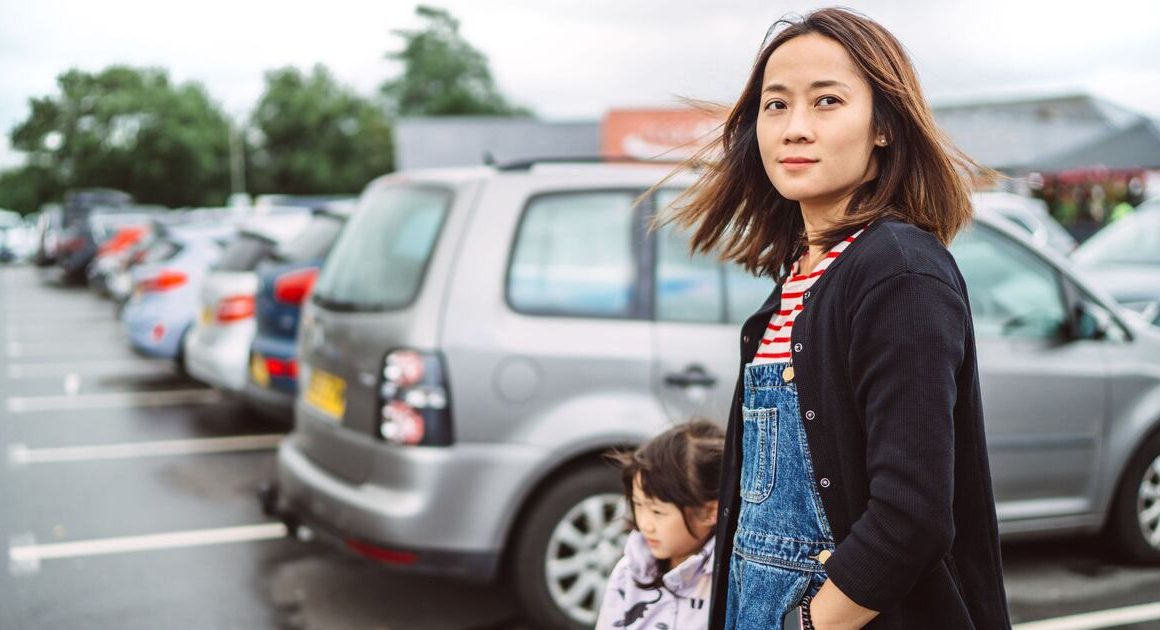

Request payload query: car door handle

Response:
[664,365,717,388]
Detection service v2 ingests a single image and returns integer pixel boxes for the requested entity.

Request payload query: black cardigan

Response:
[708,218,1011,629]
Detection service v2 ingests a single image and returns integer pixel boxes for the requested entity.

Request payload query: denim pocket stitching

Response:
[740,407,777,503]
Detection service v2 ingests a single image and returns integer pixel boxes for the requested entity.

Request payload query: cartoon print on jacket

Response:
[595,530,715,629]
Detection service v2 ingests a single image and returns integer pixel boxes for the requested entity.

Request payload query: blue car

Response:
[243,206,353,419]
[122,222,235,361]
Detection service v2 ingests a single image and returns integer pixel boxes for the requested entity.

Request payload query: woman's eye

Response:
[764,100,787,111]
[817,96,842,107]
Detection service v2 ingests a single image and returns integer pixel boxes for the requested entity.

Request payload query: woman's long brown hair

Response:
[659,8,987,282]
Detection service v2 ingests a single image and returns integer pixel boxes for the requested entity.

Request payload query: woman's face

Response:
[756,33,880,210]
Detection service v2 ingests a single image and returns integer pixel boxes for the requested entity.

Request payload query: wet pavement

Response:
[1,264,1159,629]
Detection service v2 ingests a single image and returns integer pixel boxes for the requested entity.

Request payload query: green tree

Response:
[248,65,394,195]
[0,165,60,216]
[8,66,232,208]
[381,5,531,116]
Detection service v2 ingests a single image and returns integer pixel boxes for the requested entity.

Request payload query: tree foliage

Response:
[249,65,393,195]
[381,5,530,117]
[7,66,231,210]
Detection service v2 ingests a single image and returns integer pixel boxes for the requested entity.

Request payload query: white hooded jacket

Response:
[595,530,715,630]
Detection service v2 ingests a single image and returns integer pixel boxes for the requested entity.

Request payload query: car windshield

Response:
[312,185,452,311]
[215,233,276,271]
[1072,207,1160,266]
[270,213,346,263]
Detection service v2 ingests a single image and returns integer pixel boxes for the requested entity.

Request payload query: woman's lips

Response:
[779,157,818,171]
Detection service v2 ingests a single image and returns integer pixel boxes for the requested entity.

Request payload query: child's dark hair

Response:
[606,419,725,589]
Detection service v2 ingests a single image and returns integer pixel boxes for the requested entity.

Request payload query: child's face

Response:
[631,474,717,567]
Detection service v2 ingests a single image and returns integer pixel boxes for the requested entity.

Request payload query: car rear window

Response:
[143,239,182,264]
[271,214,346,263]
[312,185,452,311]
[215,233,275,271]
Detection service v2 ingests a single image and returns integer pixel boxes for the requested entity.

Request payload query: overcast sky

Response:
[2,0,1159,169]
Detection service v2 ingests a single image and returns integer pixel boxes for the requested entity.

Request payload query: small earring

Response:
[875,136,888,146]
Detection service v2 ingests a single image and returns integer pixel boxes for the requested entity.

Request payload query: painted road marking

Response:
[6,389,220,413]
[7,434,283,466]
[7,359,172,378]
[5,340,127,359]
[8,523,287,575]
[1013,602,1160,629]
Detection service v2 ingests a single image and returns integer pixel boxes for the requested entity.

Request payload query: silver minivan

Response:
[271,162,1160,629]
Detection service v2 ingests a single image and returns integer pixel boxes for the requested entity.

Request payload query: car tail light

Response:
[216,295,256,323]
[151,323,166,341]
[266,356,298,379]
[139,269,188,292]
[378,350,453,446]
[273,268,320,305]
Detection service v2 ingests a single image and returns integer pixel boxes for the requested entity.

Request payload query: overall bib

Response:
[724,361,836,627]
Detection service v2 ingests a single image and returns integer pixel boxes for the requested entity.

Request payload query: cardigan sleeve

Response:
[822,271,967,612]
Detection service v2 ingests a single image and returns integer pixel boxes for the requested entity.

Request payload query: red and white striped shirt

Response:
[752,227,867,365]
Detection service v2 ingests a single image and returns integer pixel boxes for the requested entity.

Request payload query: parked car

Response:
[265,162,1160,629]
[182,211,313,395]
[973,190,1078,255]
[1071,199,1160,326]
[34,203,63,267]
[88,223,153,296]
[122,223,235,361]
[243,204,355,420]
[0,209,34,263]
[58,206,160,282]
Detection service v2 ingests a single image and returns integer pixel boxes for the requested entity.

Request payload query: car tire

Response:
[1109,430,1160,563]
[510,462,628,630]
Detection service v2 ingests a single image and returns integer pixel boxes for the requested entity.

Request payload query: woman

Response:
[663,8,1011,629]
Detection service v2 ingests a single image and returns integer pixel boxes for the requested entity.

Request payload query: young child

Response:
[596,420,724,630]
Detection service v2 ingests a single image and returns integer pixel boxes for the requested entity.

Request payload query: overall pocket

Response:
[740,406,777,503]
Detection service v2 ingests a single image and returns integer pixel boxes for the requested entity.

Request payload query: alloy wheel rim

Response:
[544,493,627,625]
[1138,453,1160,550]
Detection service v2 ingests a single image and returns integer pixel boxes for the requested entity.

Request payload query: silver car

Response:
[183,211,312,394]
[270,162,1160,629]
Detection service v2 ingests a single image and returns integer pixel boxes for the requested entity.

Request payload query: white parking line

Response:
[6,389,220,413]
[8,523,287,575]
[6,340,123,359]
[7,359,172,378]
[1013,602,1160,629]
[7,434,283,466]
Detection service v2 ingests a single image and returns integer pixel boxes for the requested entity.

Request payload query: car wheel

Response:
[1110,430,1160,563]
[511,463,628,629]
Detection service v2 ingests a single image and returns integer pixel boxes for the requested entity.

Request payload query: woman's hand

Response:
[808,579,878,629]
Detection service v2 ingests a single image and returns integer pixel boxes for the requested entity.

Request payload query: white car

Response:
[183,211,312,393]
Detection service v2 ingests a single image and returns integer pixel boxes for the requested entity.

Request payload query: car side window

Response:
[507,191,638,318]
[950,224,1068,339]
[653,190,771,324]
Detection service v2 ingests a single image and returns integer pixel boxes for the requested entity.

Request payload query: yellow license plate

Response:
[305,368,346,420]
[200,307,212,326]
[250,353,270,388]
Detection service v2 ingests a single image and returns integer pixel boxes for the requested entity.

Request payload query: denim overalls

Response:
[724,361,837,627]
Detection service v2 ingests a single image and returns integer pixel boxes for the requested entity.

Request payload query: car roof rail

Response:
[494,156,690,171]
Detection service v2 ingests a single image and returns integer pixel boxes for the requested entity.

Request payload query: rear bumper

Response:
[183,324,253,392]
[274,429,542,580]
[122,305,189,360]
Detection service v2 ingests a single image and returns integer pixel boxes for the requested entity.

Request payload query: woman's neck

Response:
[798,200,847,273]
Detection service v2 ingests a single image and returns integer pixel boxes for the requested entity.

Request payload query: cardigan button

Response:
[805,410,816,420]
[794,343,803,353]
[819,477,831,488]
[742,335,750,344]
[804,290,811,300]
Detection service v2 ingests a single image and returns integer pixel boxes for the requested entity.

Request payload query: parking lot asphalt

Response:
[1,264,1159,629]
